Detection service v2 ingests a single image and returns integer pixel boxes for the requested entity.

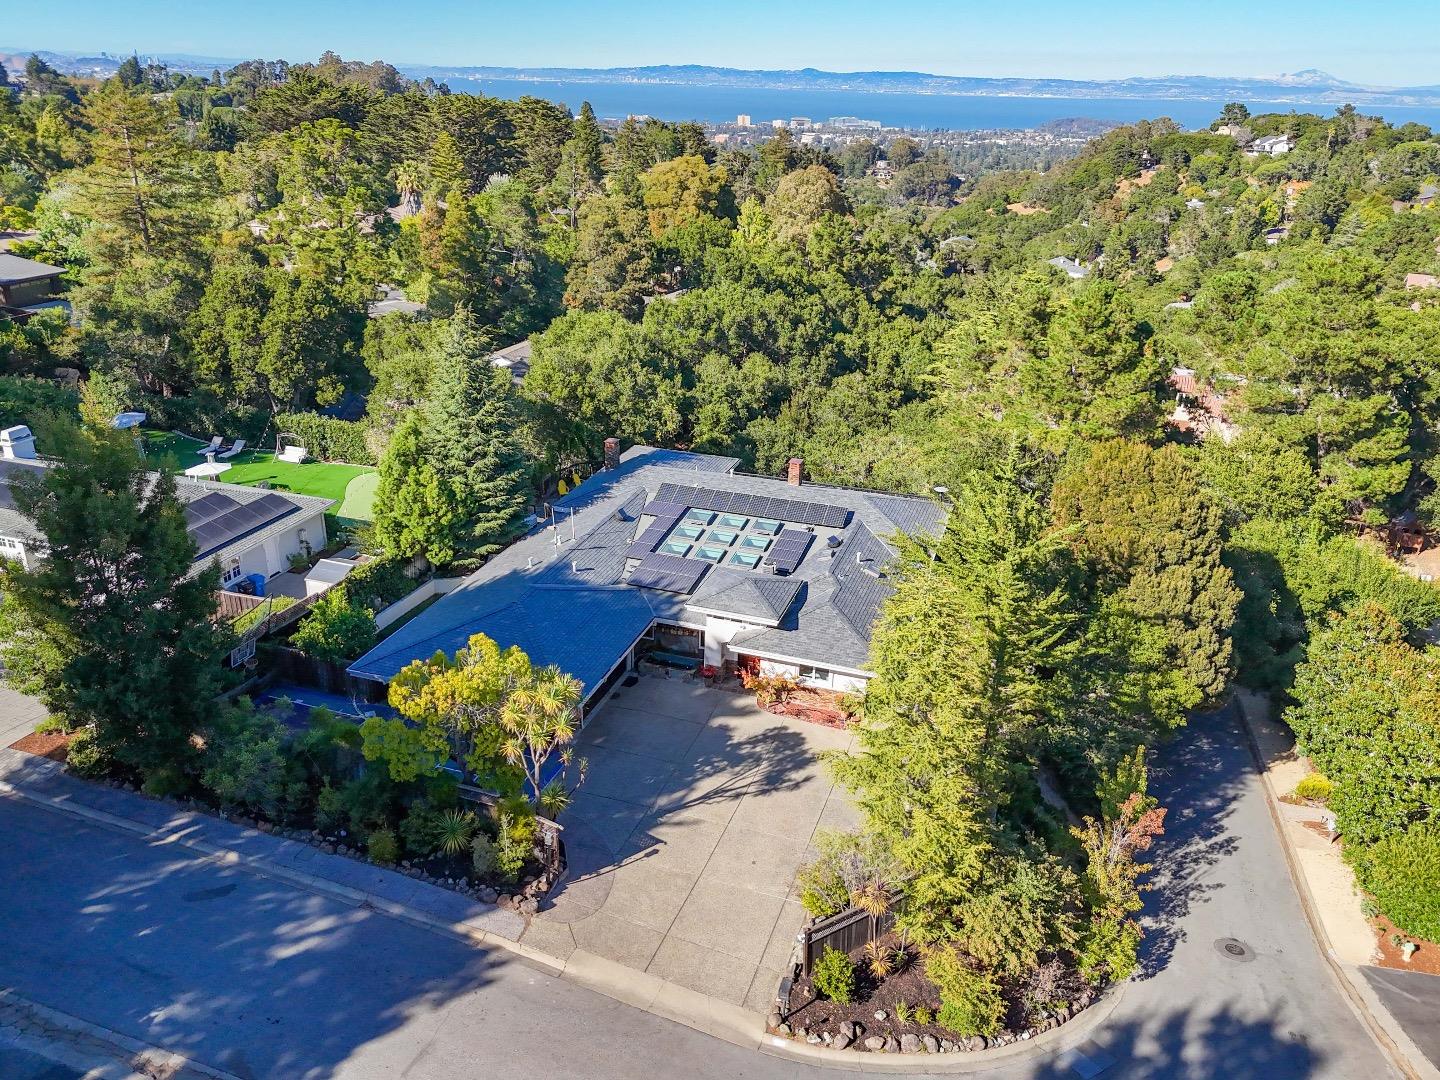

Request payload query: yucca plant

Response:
[893,1000,912,1025]
[434,808,479,856]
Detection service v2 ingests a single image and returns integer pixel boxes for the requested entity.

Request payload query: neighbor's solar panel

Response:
[182,491,243,528]
[191,493,297,558]
[655,483,850,530]
[627,551,710,594]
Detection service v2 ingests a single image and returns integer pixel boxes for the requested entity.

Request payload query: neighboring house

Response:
[1167,368,1241,444]
[0,253,66,323]
[489,339,532,384]
[872,159,893,181]
[1248,134,1294,156]
[349,444,947,714]
[1185,197,1206,210]
[1264,226,1290,246]
[1404,273,1439,290]
[0,424,333,588]
[1048,255,1090,279]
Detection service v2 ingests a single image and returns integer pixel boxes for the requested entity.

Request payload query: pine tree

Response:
[427,130,467,198]
[0,425,223,780]
[372,410,457,565]
[72,78,202,261]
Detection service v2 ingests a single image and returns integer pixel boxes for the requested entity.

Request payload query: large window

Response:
[652,623,702,657]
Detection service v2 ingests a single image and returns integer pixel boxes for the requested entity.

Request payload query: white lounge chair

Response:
[195,435,223,455]
[277,444,308,464]
[217,439,247,460]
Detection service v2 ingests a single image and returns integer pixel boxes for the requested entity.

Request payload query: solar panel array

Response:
[655,483,850,530]
[188,492,298,558]
[182,491,243,527]
[626,500,689,559]
[627,551,711,594]
[765,530,814,575]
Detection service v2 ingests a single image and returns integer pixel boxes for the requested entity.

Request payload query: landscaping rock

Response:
[518,897,539,916]
[478,886,498,903]
[873,1010,888,1021]
[838,1021,857,1041]
[767,1012,782,1030]
[899,1033,921,1054]
[940,1039,956,1052]
[832,1034,852,1051]
[963,1035,986,1052]
[921,1034,940,1054]
[775,1023,791,1037]
[882,1036,900,1054]
[805,1034,822,1045]
[863,1036,885,1052]
[497,894,513,909]
[821,1031,832,1044]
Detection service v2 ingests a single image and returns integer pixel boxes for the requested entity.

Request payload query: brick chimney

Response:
[603,437,621,471]
[787,457,804,487]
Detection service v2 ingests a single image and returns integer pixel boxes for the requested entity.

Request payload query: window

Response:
[797,665,832,688]
[222,564,244,585]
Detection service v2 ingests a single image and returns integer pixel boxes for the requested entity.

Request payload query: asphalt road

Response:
[0,705,1395,1080]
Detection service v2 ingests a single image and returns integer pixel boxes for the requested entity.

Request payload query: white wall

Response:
[754,655,867,693]
[0,534,34,569]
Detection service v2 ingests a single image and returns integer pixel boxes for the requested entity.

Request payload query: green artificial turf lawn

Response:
[140,430,378,520]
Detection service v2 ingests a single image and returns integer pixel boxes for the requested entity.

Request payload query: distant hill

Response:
[7,48,1440,108]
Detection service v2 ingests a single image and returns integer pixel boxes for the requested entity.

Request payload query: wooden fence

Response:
[268,645,387,701]
[798,899,901,975]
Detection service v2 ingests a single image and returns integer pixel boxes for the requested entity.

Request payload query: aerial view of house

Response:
[350,443,946,712]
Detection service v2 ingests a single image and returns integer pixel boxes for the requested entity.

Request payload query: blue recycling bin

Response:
[246,573,267,597]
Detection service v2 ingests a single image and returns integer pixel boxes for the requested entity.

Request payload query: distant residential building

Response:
[789,117,812,128]
[1185,197,1206,210]
[489,338,532,384]
[771,119,787,129]
[1405,273,1439,290]
[1248,134,1294,157]
[828,116,882,130]
[1263,225,1290,246]
[736,113,752,127]
[1418,183,1439,207]
[1167,368,1240,444]
[872,158,893,181]
[1047,255,1090,279]
[0,253,65,323]
[367,284,424,319]
[711,133,731,145]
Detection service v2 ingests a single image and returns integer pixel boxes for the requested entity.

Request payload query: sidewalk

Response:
[0,737,1126,1074]
[1236,690,1440,1080]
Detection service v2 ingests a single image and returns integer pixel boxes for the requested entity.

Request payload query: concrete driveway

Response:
[0,686,44,747]
[521,673,858,1011]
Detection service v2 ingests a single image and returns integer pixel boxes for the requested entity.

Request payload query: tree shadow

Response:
[1133,703,1245,981]
[0,797,504,1080]
[1025,1002,1324,1080]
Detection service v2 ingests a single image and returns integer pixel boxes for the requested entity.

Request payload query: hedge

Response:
[273,412,376,465]
[344,556,418,613]
[1352,821,1440,942]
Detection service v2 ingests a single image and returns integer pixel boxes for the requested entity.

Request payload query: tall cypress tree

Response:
[0,425,223,779]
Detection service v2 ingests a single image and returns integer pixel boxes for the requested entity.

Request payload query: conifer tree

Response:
[0,424,223,780]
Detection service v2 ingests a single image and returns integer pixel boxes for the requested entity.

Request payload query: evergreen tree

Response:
[0,424,224,781]
[372,410,456,564]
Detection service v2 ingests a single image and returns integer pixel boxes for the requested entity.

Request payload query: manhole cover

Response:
[1215,937,1255,962]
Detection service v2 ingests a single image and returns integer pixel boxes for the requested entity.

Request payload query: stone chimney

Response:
[603,437,621,471]
[0,425,37,461]
[787,457,804,486]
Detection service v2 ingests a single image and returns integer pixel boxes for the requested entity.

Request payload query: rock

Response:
[776,1023,792,1037]
[838,1021,857,1041]
[863,1036,886,1052]
[1021,1030,1033,1041]
[873,1010,888,1021]
[832,1034,852,1051]
[322,843,336,854]
[518,897,539,916]
[478,886,498,903]
[882,1036,900,1054]
[940,1039,956,1052]
[921,1034,940,1054]
[767,1011,782,1030]
[899,1033,921,1054]
[1058,1006,1071,1022]
[805,1034,822,1045]
[963,1035,986,1052]
[497,894,513,909]
[821,1031,832,1044]
[796,1027,808,1038]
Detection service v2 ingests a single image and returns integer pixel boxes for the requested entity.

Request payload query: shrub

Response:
[201,710,303,821]
[315,782,346,832]
[925,946,1005,1037]
[290,587,377,663]
[913,1005,933,1027]
[64,726,112,779]
[338,771,398,833]
[344,556,417,612]
[36,715,74,735]
[493,809,536,883]
[1294,773,1333,804]
[864,939,895,979]
[141,766,190,798]
[1076,915,1142,984]
[399,800,444,856]
[893,1000,912,1025]
[273,412,376,464]
[811,947,856,1004]
[471,832,499,877]
[368,827,399,864]
[1351,822,1440,942]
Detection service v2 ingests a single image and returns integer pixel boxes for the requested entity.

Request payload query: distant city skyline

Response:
[6,0,1440,88]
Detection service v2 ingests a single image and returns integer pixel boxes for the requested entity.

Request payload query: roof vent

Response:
[826,535,842,549]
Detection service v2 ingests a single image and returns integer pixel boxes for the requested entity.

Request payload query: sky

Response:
[6,0,1440,87]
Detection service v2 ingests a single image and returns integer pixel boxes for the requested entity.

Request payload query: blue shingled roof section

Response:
[688,570,803,624]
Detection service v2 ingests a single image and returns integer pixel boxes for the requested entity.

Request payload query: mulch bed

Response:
[785,944,948,1043]
[10,730,70,763]
[1372,916,1440,976]
[764,687,853,730]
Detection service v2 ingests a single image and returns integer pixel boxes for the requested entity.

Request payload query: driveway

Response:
[521,673,858,1011]
[0,686,44,747]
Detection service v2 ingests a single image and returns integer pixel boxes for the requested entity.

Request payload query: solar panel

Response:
[766,531,814,575]
[627,552,710,594]
[626,521,669,559]
[654,482,851,530]
[191,493,298,558]
[183,491,243,527]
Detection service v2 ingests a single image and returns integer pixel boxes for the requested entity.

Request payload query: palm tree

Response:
[394,159,423,216]
[498,667,585,812]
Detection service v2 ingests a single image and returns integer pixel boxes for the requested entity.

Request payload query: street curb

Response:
[0,986,243,1080]
[1,773,1125,1074]
[1233,695,1436,1080]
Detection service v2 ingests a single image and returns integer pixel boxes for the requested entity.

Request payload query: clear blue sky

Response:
[7,0,1440,86]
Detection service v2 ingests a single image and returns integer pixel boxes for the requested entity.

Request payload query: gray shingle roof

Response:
[349,444,945,690]
[0,253,65,285]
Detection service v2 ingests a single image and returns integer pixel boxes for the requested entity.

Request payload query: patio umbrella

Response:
[184,459,233,479]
